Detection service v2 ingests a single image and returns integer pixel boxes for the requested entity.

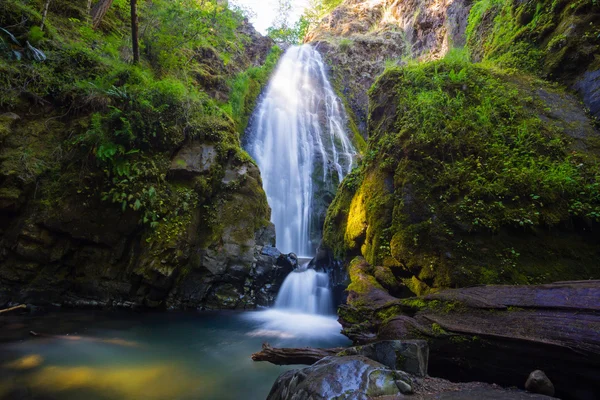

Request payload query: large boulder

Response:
[267,355,414,400]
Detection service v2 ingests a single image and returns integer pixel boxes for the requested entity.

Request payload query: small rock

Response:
[0,112,20,120]
[261,246,281,259]
[525,370,555,397]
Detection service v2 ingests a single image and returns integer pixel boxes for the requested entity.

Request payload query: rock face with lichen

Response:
[307,0,473,135]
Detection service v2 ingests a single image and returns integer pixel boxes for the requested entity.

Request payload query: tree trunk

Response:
[91,0,114,29]
[251,343,345,365]
[40,0,52,32]
[130,0,139,64]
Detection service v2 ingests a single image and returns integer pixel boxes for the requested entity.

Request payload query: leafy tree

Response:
[266,0,309,45]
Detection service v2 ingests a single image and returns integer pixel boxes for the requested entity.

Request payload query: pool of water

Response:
[0,309,350,400]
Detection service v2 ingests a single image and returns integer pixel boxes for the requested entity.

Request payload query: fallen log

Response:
[0,304,26,314]
[251,343,345,365]
[340,280,600,400]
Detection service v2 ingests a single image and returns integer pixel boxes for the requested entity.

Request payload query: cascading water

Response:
[275,264,333,315]
[245,44,355,257]
[245,45,354,340]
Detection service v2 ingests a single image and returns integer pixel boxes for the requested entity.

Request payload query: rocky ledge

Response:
[338,273,600,400]
[266,349,556,400]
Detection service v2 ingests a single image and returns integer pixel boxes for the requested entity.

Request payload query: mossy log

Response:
[343,280,600,400]
[251,343,345,365]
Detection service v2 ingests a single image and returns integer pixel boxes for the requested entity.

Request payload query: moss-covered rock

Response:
[466,0,600,117]
[0,0,282,309]
[324,51,600,295]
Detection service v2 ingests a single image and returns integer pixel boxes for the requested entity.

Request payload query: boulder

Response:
[169,142,216,178]
[267,355,413,400]
[575,69,600,120]
[342,340,429,377]
[525,370,555,397]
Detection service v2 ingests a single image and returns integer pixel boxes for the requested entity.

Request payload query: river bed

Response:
[0,309,350,400]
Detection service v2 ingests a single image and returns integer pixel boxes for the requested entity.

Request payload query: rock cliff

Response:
[0,0,285,309]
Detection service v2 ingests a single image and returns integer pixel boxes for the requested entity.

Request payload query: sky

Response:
[230,0,311,34]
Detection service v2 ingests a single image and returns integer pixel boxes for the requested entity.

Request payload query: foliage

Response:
[266,0,311,44]
[0,0,274,236]
[223,45,282,133]
[466,0,600,80]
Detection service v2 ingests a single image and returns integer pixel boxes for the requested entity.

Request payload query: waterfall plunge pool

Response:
[0,309,350,400]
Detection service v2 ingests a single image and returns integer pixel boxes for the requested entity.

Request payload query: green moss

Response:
[325,49,600,293]
[347,257,383,297]
[466,0,600,82]
[224,45,283,134]
[431,323,448,335]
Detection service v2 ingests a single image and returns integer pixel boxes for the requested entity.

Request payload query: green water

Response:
[0,310,350,400]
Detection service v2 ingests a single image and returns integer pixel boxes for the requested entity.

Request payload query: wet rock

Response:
[343,340,429,377]
[525,370,555,397]
[261,246,281,259]
[169,142,216,178]
[255,223,276,247]
[276,252,298,270]
[267,355,413,400]
[575,69,600,120]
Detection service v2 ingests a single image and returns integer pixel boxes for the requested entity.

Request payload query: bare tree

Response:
[91,0,114,29]
[40,0,52,32]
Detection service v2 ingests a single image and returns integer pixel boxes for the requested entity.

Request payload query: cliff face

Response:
[307,0,472,135]
[318,0,600,295]
[0,0,284,309]
[308,0,600,135]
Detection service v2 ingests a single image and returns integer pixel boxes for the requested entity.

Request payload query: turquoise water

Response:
[0,310,350,400]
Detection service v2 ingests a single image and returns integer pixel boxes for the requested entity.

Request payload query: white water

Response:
[245,44,355,256]
[275,266,333,315]
[245,45,355,338]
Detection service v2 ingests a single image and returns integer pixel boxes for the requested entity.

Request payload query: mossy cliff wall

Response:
[324,51,600,296]
[0,0,284,309]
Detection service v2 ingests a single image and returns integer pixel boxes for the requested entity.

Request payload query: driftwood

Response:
[251,343,345,365]
[0,304,26,314]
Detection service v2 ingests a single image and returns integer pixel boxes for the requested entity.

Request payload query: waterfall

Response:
[275,264,333,315]
[245,44,355,257]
